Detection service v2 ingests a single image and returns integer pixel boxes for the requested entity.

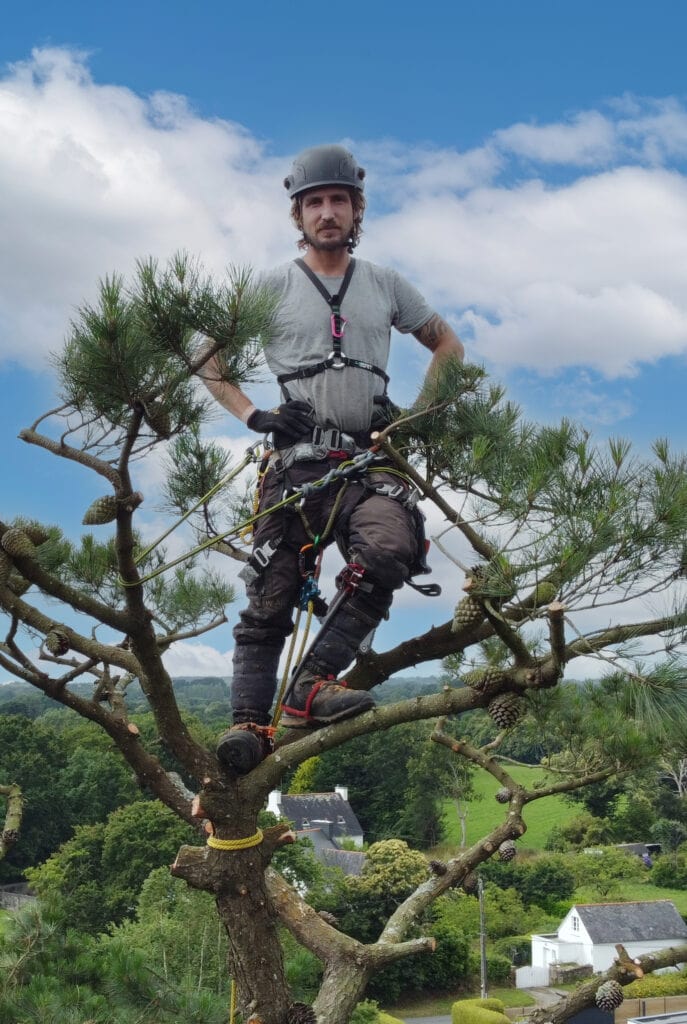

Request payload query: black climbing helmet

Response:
[284,144,366,198]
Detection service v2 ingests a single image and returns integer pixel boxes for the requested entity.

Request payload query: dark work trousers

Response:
[231,455,420,723]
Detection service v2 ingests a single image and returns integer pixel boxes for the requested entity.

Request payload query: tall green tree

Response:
[26,800,196,932]
[2,255,687,1023]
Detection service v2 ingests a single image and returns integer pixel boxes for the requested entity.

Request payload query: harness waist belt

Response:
[276,426,372,467]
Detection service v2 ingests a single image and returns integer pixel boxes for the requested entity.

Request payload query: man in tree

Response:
[200,144,464,773]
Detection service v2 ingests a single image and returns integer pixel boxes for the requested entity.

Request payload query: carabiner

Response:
[330,312,348,340]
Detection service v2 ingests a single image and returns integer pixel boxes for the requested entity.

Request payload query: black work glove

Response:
[246,401,314,443]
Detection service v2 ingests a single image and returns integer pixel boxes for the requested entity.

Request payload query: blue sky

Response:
[1,1,687,679]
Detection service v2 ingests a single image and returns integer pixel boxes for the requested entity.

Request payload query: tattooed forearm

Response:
[415,313,449,349]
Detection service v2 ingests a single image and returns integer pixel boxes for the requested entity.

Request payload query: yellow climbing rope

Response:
[206,828,264,851]
[229,979,237,1024]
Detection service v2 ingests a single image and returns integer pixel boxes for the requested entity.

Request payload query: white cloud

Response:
[495,110,618,166]
[4,49,687,390]
[0,47,294,365]
[162,639,232,678]
[365,166,687,376]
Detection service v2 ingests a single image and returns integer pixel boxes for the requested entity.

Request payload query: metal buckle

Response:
[253,539,280,568]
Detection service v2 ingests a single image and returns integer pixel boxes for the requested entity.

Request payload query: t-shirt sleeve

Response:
[390,270,435,334]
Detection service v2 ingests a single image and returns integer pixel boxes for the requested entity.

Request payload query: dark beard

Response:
[303,229,350,252]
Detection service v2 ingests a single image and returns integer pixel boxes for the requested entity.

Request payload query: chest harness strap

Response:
[277,258,390,397]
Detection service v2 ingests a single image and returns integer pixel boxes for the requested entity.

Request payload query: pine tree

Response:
[2,255,687,1024]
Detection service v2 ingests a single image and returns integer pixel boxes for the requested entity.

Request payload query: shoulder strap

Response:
[294,258,356,310]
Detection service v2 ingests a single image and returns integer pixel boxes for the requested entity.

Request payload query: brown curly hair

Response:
[290,187,366,254]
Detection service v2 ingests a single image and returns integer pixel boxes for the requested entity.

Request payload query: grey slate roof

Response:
[321,849,366,876]
[574,901,687,943]
[278,792,363,841]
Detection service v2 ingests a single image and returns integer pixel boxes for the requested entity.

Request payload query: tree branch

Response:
[528,943,687,1024]
[18,427,121,487]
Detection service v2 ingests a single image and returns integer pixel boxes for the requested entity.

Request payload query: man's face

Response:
[299,186,355,252]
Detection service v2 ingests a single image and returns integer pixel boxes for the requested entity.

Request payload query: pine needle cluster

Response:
[54,253,274,452]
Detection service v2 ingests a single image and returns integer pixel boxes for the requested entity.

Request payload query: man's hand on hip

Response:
[246,402,314,442]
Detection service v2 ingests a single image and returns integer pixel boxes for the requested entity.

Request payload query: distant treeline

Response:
[0,673,441,721]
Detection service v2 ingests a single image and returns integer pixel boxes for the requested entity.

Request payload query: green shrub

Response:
[492,935,531,966]
[468,950,512,983]
[350,1000,380,1024]
[625,969,687,997]
[650,855,687,889]
[451,996,510,1024]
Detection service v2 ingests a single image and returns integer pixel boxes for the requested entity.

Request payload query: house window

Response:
[571,915,579,932]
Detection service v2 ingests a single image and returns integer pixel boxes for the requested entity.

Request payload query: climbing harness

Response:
[118,445,381,587]
[277,259,390,398]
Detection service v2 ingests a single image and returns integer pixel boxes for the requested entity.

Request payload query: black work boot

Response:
[280,664,375,729]
[216,721,275,775]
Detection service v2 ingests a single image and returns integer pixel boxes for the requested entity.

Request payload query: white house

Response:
[517,901,687,988]
[266,787,365,874]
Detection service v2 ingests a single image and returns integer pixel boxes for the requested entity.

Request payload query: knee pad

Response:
[350,549,409,590]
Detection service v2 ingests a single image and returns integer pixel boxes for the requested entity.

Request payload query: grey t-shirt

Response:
[258,258,433,432]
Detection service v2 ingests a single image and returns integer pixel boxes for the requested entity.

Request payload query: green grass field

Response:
[388,986,536,1018]
[573,879,687,915]
[441,763,581,851]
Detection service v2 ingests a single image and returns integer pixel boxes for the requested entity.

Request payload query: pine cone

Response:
[143,401,172,439]
[495,787,512,804]
[488,692,523,728]
[463,669,488,691]
[1,528,36,559]
[534,581,558,605]
[462,872,478,893]
[595,980,624,1011]
[498,840,516,862]
[452,595,484,632]
[15,521,51,546]
[0,552,10,585]
[82,496,119,526]
[464,666,506,691]
[287,1004,317,1024]
[8,572,30,596]
[45,629,70,656]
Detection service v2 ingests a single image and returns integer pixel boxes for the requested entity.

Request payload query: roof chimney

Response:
[334,785,348,802]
